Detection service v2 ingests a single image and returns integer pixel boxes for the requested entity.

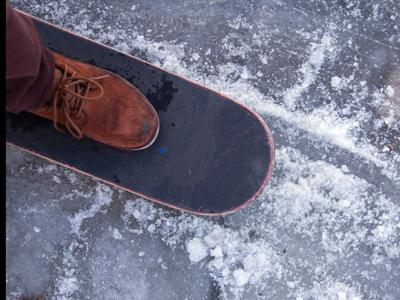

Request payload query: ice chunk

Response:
[113,228,123,240]
[386,85,395,97]
[232,269,250,287]
[186,238,208,263]
[331,76,342,89]
[210,246,223,258]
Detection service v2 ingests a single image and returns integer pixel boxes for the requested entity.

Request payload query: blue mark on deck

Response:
[159,146,168,154]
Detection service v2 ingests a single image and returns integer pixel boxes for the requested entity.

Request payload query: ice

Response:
[283,33,334,110]
[64,170,77,183]
[52,176,61,184]
[68,185,113,235]
[210,246,223,258]
[112,228,123,240]
[122,199,285,296]
[7,0,400,299]
[232,269,250,287]
[7,152,212,299]
[191,53,200,61]
[331,76,342,89]
[44,165,57,172]
[186,238,208,263]
[147,224,156,233]
[204,226,224,248]
[299,281,363,300]
[386,85,395,97]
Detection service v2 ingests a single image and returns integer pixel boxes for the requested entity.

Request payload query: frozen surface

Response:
[6,0,400,299]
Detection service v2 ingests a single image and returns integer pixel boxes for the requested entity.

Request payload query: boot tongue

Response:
[45,68,63,105]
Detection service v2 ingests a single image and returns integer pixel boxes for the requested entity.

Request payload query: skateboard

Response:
[6,11,274,216]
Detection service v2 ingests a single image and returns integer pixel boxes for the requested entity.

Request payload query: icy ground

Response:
[6,0,400,299]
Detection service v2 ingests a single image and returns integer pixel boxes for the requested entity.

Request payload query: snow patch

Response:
[187,238,208,263]
[385,85,395,97]
[232,269,250,287]
[113,228,123,240]
[283,33,335,109]
[68,185,113,235]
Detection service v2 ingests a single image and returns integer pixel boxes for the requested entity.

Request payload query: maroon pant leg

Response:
[6,4,55,113]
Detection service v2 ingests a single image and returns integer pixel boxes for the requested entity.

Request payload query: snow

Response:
[124,201,284,296]
[6,0,400,299]
[186,238,208,263]
[299,281,363,300]
[283,33,334,110]
[210,246,223,258]
[191,53,200,61]
[65,170,77,183]
[331,75,342,89]
[52,175,61,184]
[68,185,113,235]
[147,224,156,233]
[44,165,57,172]
[112,228,123,240]
[386,85,395,97]
[232,269,250,287]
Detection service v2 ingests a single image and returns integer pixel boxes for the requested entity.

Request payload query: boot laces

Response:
[52,63,109,139]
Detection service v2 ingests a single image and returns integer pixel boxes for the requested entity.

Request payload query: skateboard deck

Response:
[6,11,274,216]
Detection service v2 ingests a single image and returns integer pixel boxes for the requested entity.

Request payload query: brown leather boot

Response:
[31,52,159,150]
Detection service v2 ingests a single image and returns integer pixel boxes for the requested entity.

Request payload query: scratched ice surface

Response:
[6,0,400,299]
